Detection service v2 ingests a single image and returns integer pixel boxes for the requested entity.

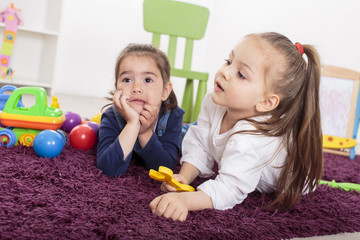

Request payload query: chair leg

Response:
[192,80,207,122]
[182,79,194,123]
[350,147,356,160]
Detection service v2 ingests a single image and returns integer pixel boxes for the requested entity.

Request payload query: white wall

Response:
[53,0,360,102]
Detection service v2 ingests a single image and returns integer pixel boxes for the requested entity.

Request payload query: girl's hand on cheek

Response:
[149,192,188,222]
[113,90,140,124]
[139,104,159,134]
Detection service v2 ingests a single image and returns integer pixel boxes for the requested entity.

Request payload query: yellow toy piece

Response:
[149,166,195,192]
[323,134,357,149]
[90,113,102,125]
[51,96,60,108]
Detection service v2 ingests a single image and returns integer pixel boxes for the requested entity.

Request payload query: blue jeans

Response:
[179,121,197,152]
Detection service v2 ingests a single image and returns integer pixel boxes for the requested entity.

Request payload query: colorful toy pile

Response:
[0,85,101,158]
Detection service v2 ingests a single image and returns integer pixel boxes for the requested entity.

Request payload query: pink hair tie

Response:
[294,42,304,56]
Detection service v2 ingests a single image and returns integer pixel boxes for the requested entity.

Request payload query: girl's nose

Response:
[132,83,143,94]
[219,65,230,81]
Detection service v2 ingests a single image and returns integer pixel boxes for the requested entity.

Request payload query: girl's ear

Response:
[161,82,173,101]
[256,94,280,113]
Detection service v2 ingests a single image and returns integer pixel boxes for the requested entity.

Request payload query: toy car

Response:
[0,85,24,110]
[0,86,65,147]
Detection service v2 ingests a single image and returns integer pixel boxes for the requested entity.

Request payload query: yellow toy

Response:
[51,96,60,108]
[90,113,102,125]
[323,135,357,149]
[149,166,195,192]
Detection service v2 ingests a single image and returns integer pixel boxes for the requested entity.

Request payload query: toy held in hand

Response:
[149,166,195,192]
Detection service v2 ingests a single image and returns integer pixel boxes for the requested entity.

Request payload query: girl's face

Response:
[212,37,277,119]
[116,55,172,114]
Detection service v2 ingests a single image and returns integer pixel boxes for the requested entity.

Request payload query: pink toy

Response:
[69,124,96,151]
[0,3,23,79]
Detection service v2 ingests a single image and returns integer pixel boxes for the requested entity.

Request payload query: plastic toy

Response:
[0,85,24,110]
[0,86,65,147]
[0,87,65,130]
[69,124,96,150]
[0,3,23,79]
[323,135,357,149]
[90,113,102,125]
[61,111,82,133]
[84,121,99,134]
[56,129,67,145]
[51,96,60,108]
[319,180,360,192]
[149,166,195,192]
[0,127,41,147]
[33,130,65,158]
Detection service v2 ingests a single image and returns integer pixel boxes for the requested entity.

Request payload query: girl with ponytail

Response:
[150,32,323,221]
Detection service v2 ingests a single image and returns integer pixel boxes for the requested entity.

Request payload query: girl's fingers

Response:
[163,182,178,192]
[178,211,187,222]
[113,90,122,106]
[149,196,160,213]
[150,195,168,216]
[140,110,150,122]
[120,94,129,105]
[162,204,176,219]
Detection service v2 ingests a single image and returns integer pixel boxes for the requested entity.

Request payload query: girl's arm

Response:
[113,90,140,159]
[161,162,200,192]
[178,162,200,185]
[96,91,140,177]
[134,107,184,170]
[118,120,140,159]
[138,103,159,148]
[96,109,134,177]
[149,190,213,222]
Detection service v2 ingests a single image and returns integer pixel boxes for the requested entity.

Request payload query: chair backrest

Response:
[320,64,360,140]
[143,0,209,69]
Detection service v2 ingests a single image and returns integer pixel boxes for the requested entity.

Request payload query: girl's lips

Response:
[215,81,224,92]
[130,98,146,105]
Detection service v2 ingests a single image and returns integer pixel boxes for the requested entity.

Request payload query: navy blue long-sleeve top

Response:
[96,105,184,177]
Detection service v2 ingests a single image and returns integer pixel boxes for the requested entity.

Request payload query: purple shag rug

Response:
[1,141,360,240]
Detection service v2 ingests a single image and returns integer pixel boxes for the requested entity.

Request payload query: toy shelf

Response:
[0,0,63,95]
[0,78,52,88]
[0,23,59,36]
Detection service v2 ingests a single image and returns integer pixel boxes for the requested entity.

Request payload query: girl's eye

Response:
[224,59,231,65]
[145,78,153,83]
[122,78,132,83]
[238,71,246,79]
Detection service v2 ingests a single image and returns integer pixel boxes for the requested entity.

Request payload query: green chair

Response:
[143,0,210,123]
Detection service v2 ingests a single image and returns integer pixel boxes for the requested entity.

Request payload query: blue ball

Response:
[33,130,65,159]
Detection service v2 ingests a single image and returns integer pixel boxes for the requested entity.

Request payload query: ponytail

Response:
[242,33,323,210]
[271,44,323,210]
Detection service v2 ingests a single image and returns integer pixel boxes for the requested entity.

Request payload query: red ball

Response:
[69,124,96,150]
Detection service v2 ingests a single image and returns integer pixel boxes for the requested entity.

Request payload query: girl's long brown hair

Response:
[104,43,178,114]
[241,32,323,210]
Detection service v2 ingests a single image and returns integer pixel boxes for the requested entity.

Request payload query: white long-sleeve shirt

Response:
[180,92,287,210]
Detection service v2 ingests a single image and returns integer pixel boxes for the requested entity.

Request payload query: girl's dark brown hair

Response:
[105,43,178,113]
[239,32,323,211]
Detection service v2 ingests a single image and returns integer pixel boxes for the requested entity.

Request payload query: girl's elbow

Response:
[96,158,115,177]
[163,156,177,170]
